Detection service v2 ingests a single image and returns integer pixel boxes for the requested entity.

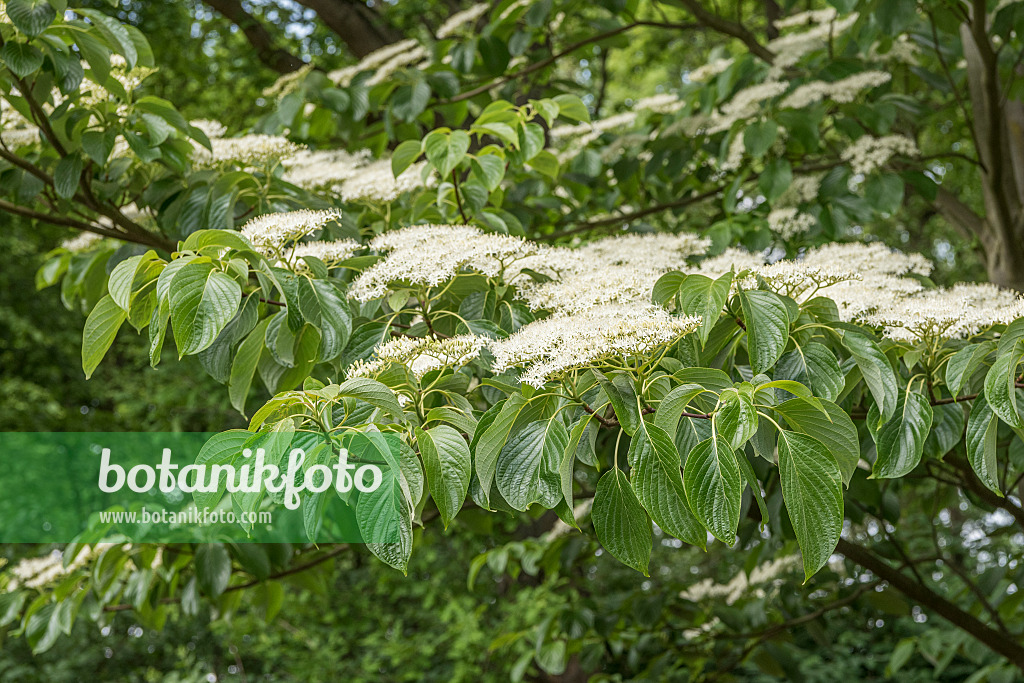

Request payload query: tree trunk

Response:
[957,6,1024,290]
[293,0,403,57]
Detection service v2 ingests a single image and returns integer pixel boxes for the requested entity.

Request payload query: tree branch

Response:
[668,0,775,63]
[203,0,306,74]
[836,538,1024,671]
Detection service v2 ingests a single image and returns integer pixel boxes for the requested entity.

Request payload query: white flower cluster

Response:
[801,242,932,321]
[634,93,685,115]
[240,209,342,253]
[490,303,701,388]
[518,233,710,314]
[193,134,302,168]
[338,159,436,204]
[351,224,550,301]
[349,334,486,380]
[6,544,114,591]
[777,174,822,207]
[841,135,919,175]
[767,207,816,239]
[680,554,802,605]
[61,231,104,252]
[190,119,227,138]
[749,261,860,299]
[287,239,361,268]
[767,12,859,68]
[705,81,789,134]
[0,97,38,147]
[282,148,374,190]
[780,70,891,109]
[328,39,428,88]
[436,3,490,38]
[688,57,734,83]
[863,283,1024,343]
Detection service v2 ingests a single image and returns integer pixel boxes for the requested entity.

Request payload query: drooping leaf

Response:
[592,468,651,575]
[778,431,843,580]
[683,436,741,544]
[871,391,933,479]
[416,425,472,527]
[738,289,790,375]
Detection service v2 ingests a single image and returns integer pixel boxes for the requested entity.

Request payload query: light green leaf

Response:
[683,435,741,544]
[229,317,271,416]
[473,394,531,508]
[423,129,471,178]
[552,94,590,122]
[82,294,127,379]
[391,139,422,177]
[778,430,843,580]
[592,468,651,575]
[654,383,707,435]
[169,263,241,357]
[676,272,733,348]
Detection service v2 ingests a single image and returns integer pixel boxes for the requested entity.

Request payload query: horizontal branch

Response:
[444,21,698,105]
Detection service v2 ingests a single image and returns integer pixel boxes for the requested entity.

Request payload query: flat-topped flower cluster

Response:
[223,217,1024,386]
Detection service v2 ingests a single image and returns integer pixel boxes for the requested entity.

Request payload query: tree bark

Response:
[953,4,1024,290]
[293,0,402,57]
[203,0,305,74]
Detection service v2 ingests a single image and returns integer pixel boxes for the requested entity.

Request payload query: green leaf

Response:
[195,543,231,597]
[758,158,792,200]
[169,263,241,357]
[966,395,1001,494]
[872,391,933,479]
[526,149,559,178]
[595,370,640,435]
[471,153,506,191]
[391,80,431,122]
[53,154,84,199]
[629,421,706,548]
[775,342,844,402]
[6,0,55,36]
[778,430,843,580]
[78,8,138,68]
[676,272,733,348]
[739,289,789,374]
[997,318,1024,356]
[683,436,741,544]
[82,294,127,379]
[983,341,1024,430]
[334,377,404,420]
[774,398,860,485]
[923,402,965,460]
[945,342,994,397]
[843,330,898,426]
[229,317,271,416]
[654,383,707,435]
[298,278,351,362]
[423,129,471,179]
[593,468,651,575]
[553,94,590,122]
[743,119,778,159]
[391,139,422,177]
[715,389,758,450]
[416,425,472,527]
[473,394,531,508]
[496,419,567,510]
[0,41,43,78]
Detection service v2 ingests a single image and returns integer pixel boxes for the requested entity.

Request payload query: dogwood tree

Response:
[2,0,1024,677]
